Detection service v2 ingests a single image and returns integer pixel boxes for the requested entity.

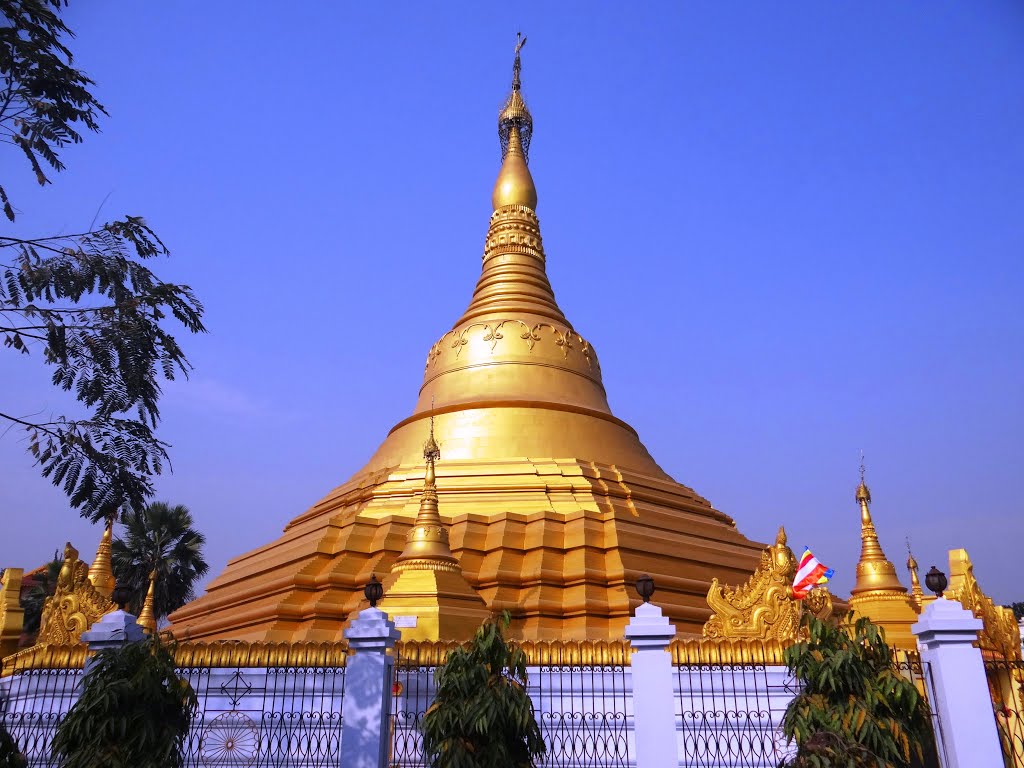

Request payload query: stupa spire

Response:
[851,460,908,597]
[87,516,116,599]
[905,539,925,612]
[392,414,457,570]
[377,419,489,640]
[138,570,158,634]
[492,33,538,212]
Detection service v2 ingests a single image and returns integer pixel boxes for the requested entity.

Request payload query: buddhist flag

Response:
[793,548,834,599]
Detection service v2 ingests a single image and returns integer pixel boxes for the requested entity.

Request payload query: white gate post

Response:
[625,600,679,768]
[913,597,1003,768]
[80,608,146,675]
[341,606,402,768]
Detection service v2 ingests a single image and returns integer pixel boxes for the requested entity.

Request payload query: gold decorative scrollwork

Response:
[427,320,600,372]
[945,548,1021,661]
[36,542,114,647]
[703,526,832,642]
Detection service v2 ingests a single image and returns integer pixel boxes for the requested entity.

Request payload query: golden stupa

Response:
[169,39,768,642]
[847,465,919,649]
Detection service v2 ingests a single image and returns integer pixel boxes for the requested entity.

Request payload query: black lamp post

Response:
[924,566,948,598]
[635,574,655,603]
[111,581,133,611]
[365,574,384,608]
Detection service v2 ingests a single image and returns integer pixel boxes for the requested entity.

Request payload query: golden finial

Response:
[87,515,117,599]
[138,569,157,634]
[493,32,537,210]
[855,451,871,505]
[906,538,925,611]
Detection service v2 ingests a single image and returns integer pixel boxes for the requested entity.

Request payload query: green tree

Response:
[0,0,105,222]
[50,638,197,768]
[0,0,205,522]
[0,717,27,768]
[780,613,934,768]
[111,502,208,619]
[18,550,62,637]
[420,612,546,768]
[1008,602,1024,621]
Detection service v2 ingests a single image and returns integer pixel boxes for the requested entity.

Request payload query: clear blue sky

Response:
[2,3,1022,605]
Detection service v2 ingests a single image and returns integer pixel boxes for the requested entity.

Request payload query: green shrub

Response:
[420,612,546,768]
[51,638,196,768]
[780,613,934,768]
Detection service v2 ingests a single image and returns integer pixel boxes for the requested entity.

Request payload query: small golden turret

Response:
[847,460,918,649]
[87,516,116,599]
[905,539,925,613]
[392,417,457,570]
[851,466,907,597]
[492,33,537,211]
[137,570,157,634]
[378,417,489,640]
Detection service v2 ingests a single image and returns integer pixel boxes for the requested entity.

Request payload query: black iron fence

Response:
[390,642,632,768]
[1,643,348,768]
[985,658,1024,768]
[0,654,83,767]
[673,661,794,767]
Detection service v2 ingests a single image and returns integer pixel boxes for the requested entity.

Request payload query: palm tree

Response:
[111,502,209,620]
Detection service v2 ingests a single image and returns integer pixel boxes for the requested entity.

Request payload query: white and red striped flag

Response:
[792,547,834,599]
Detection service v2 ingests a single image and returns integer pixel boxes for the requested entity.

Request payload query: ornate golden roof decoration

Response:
[945,548,1021,661]
[1,643,88,678]
[36,541,114,647]
[703,526,832,642]
[0,568,25,660]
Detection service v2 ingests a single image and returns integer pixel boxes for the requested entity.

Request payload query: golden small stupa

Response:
[377,417,491,640]
[169,37,768,642]
[846,464,919,649]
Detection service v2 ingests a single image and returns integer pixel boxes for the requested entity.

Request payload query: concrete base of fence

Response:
[625,602,679,768]
[913,597,1003,768]
[341,607,401,768]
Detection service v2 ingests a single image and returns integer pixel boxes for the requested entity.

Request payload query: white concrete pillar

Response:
[624,602,678,768]
[80,609,146,675]
[341,607,402,768]
[913,597,1003,768]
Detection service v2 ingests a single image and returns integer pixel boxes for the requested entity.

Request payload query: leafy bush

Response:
[421,612,546,768]
[50,638,196,768]
[780,613,934,768]
[0,722,26,768]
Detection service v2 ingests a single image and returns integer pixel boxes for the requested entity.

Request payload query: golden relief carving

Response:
[945,548,1021,661]
[426,320,599,372]
[703,526,832,642]
[36,542,114,647]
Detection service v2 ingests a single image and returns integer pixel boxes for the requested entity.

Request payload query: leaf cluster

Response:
[111,501,209,618]
[50,638,197,768]
[421,612,546,768]
[0,0,106,221]
[0,719,27,768]
[1,217,206,521]
[779,614,933,768]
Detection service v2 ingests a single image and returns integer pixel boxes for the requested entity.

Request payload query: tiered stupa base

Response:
[170,451,765,642]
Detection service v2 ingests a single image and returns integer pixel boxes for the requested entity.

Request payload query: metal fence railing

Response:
[985,658,1024,768]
